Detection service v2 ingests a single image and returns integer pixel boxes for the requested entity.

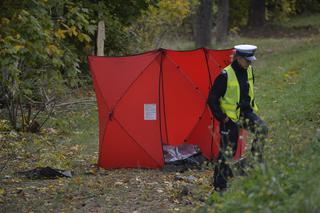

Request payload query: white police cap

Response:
[234,44,257,61]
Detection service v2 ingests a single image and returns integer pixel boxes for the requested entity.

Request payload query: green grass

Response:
[45,99,99,155]
[201,15,320,212]
[279,13,320,28]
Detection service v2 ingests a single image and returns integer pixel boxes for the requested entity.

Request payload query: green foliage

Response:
[293,0,320,14]
[229,0,250,32]
[96,0,151,26]
[79,0,151,56]
[279,13,320,28]
[227,0,315,30]
[266,0,297,21]
[0,0,96,130]
[0,0,151,130]
[0,119,11,131]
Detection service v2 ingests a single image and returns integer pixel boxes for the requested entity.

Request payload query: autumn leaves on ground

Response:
[1,15,320,212]
[0,97,215,212]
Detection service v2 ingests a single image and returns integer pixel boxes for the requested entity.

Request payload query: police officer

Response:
[207,44,268,191]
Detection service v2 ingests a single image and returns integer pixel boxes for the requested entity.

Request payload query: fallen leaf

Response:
[0,188,5,196]
[114,181,123,186]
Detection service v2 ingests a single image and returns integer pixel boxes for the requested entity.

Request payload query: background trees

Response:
[248,0,266,27]
[194,0,213,47]
[1,0,320,131]
[216,0,229,44]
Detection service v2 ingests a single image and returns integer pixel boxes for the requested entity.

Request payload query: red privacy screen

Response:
[88,48,246,169]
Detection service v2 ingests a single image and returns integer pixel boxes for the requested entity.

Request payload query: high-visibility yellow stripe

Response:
[219,64,258,121]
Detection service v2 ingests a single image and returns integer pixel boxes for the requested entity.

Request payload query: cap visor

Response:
[245,56,256,61]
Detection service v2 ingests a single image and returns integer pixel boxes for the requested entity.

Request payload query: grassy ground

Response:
[1,14,320,212]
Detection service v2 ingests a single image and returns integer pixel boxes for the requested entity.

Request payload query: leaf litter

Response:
[0,130,214,212]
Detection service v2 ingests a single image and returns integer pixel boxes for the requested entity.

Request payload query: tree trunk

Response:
[248,0,265,27]
[194,0,213,48]
[216,0,229,44]
[97,20,105,56]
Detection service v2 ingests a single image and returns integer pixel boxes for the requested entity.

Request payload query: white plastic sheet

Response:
[163,144,200,163]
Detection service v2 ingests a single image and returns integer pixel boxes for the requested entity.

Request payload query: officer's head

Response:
[233,44,257,69]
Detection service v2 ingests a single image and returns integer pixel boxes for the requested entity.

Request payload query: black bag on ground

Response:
[17,167,72,179]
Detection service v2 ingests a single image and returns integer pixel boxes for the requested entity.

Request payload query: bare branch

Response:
[55,99,96,107]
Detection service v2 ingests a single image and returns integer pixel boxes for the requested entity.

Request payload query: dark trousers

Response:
[213,112,268,190]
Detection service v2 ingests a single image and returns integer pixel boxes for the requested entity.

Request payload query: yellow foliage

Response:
[46,44,63,56]
[0,120,11,131]
[78,33,91,43]
[1,17,10,25]
[284,69,299,84]
[0,188,5,196]
[55,29,67,39]
[68,26,78,36]
[13,45,24,52]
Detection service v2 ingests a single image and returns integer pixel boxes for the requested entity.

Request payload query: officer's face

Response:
[238,57,252,69]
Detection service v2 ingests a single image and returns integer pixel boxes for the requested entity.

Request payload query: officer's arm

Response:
[207,72,228,122]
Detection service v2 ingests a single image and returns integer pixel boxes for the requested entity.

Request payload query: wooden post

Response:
[97,20,105,56]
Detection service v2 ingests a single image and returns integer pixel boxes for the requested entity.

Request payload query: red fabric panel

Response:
[88,53,163,169]
[88,58,110,165]
[99,120,162,168]
[162,52,205,146]
[211,119,221,159]
[186,107,213,159]
[94,85,109,164]
[115,57,164,167]
[165,49,210,98]
[206,49,234,83]
[234,129,248,160]
[159,61,168,145]
[88,52,159,109]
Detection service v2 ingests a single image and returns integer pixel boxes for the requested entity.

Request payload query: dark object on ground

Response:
[17,167,72,179]
[163,153,207,172]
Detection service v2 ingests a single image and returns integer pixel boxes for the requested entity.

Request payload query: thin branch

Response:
[39,101,56,129]
[55,99,96,107]
[29,104,44,126]
[23,94,43,104]
[18,96,26,131]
